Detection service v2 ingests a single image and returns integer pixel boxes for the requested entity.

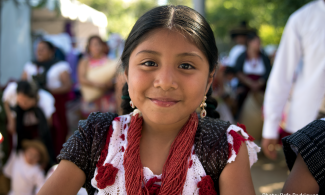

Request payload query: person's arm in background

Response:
[262,14,302,160]
[49,71,72,94]
[282,154,319,193]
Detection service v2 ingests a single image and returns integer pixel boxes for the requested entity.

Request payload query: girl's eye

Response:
[179,63,194,69]
[142,61,158,67]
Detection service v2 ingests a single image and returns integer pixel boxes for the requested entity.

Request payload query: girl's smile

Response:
[149,97,180,107]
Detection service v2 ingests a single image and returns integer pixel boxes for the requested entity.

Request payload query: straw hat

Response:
[22,139,49,166]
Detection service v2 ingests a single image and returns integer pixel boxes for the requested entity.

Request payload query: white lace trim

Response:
[226,124,261,167]
[91,114,131,195]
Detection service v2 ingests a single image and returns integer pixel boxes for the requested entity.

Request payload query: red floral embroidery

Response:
[229,130,246,155]
[236,123,255,141]
[96,163,119,189]
[121,146,125,152]
[124,124,127,129]
[120,134,125,141]
[197,175,217,195]
[114,117,120,122]
[143,177,161,195]
[192,149,195,155]
[97,125,113,168]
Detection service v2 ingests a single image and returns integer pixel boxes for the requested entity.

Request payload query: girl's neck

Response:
[141,114,191,144]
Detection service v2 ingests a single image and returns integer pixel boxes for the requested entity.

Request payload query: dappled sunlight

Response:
[259,182,285,194]
[262,163,275,171]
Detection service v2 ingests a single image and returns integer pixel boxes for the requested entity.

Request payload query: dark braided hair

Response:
[120,5,220,118]
[205,87,220,118]
[121,83,134,115]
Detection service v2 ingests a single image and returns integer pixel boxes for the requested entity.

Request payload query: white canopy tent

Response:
[0,0,108,85]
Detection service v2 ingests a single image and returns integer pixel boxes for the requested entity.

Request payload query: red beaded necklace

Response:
[124,112,199,194]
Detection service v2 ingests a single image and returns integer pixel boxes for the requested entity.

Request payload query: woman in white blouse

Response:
[234,33,271,117]
[21,40,72,156]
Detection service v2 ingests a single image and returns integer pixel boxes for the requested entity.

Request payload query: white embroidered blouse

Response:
[91,114,260,195]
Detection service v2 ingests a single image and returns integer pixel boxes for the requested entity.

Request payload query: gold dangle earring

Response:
[200,96,207,118]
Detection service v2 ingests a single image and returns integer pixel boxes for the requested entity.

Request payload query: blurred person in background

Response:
[21,40,72,156]
[2,81,55,165]
[262,0,325,160]
[234,33,271,117]
[3,140,48,195]
[226,21,252,68]
[78,35,117,118]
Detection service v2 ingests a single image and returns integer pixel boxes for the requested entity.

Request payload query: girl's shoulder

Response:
[195,117,260,188]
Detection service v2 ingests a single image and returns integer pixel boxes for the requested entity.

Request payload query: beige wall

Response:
[31,8,103,52]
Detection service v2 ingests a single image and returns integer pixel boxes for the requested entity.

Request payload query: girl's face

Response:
[126,28,214,125]
[36,42,53,62]
[17,93,37,110]
[89,38,103,57]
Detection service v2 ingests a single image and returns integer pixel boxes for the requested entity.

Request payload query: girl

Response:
[38,5,259,195]
[4,140,48,195]
[234,33,271,116]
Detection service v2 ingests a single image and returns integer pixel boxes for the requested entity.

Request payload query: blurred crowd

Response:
[1,0,325,194]
[0,33,125,194]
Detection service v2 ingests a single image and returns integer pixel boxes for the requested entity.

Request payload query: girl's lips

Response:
[149,98,179,107]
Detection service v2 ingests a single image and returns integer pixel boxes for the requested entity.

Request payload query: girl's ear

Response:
[205,69,215,94]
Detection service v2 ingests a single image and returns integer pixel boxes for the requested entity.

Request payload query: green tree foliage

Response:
[167,0,192,6]
[80,0,312,45]
[206,0,312,45]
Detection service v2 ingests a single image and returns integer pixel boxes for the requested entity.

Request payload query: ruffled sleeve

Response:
[226,123,260,167]
[57,112,117,194]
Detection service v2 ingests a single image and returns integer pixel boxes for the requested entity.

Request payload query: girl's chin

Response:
[142,111,192,125]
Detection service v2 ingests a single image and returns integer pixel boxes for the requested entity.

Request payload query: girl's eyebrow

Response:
[177,53,203,61]
[136,50,203,61]
[136,50,161,56]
